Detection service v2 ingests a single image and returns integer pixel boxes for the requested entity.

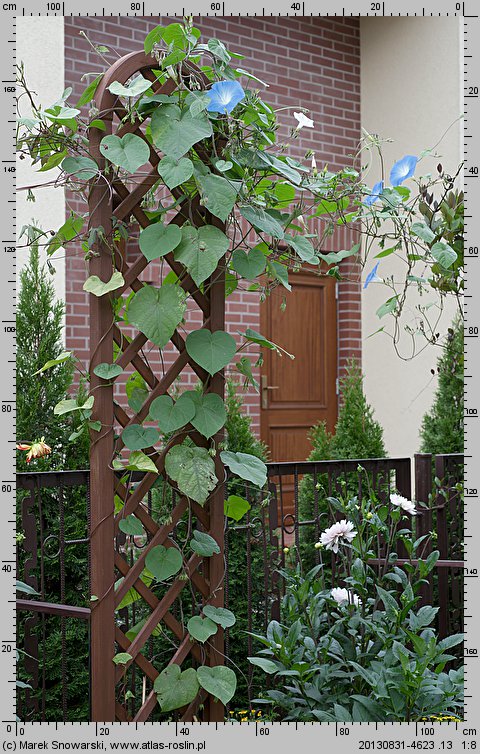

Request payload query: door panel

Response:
[260,271,337,463]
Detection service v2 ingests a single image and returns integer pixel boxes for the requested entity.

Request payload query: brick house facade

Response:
[63,15,361,446]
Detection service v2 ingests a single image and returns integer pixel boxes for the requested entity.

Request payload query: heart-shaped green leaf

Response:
[220,451,267,488]
[411,221,436,244]
[240,206,284,239]
[224,494,251,522]
[268,260,291,291]
[108,75,151,98]
[208,38,231,63]
[186,329,237,376]
[100,133,150,173]
[139,222,182,262]
[54,396,94,416]
[431,241,457,269]
[128,284,186,348]
[215,160,233,172]
[376,296,399,319]
[188,391,226,439]
[203,605,236,629]
[93,363,123,380]
[149,393,196,433]
[157,156,194,190]
[188,92,211,117]
[257,151,302,185]
[151,104,213,160]
[145,544,183,582]
[62,156,99,181]
[126,373,148,413]
[113,652,133,666]
[274,181,296,205]
[154,665,199,713]
[124,451,158,474]
[118,515,144,537]
[165,444,217,505]
[197,666,237,706]
[121,424,160,451]
[44,106,80,123]
[190,530,220,557]
[174,225,230,287]
[83,271,124,297]
[231,247,266,280]
[285,233,318,264]
[195,173,238,222]
[187,615,218,643]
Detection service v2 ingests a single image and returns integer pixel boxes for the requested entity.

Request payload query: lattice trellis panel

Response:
[88,51,226,723]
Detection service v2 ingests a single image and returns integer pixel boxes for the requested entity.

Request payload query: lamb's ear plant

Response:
[250,490,464,722]
[16,17,463,712]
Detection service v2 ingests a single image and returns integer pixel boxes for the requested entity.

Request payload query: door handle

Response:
[261,375,279,409]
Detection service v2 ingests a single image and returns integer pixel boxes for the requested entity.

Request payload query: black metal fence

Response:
[16,453,464,720]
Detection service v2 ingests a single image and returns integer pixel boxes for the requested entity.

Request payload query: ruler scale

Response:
[1,1,479,747]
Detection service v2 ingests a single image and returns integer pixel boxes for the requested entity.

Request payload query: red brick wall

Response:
[63,15,361,438]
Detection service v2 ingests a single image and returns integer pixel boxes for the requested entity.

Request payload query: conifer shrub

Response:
[420,317,464,454]
[298,360,385,565]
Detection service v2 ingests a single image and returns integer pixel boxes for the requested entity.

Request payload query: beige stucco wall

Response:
[360,17,462,458]
[16,17,65,302]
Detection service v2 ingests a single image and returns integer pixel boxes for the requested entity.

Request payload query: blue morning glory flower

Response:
[364,180,384,206]
[206,80,245,114]
[363,262,381,290]
[390,155,417,187]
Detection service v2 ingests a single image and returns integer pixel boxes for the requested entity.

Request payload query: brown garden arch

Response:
[88,50,226,723]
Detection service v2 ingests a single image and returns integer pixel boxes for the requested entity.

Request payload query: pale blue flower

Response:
[364,180,384,206]
[363,262,381,290]
[206,80,245,114]
[390,155,417,187]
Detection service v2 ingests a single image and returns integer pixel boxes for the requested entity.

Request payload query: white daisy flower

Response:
[320,519,357,554]
[390,493,417,516]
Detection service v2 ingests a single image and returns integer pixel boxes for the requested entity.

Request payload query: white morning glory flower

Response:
[390,155,417,187]
[294,111,314,130]
[206,80,245,114]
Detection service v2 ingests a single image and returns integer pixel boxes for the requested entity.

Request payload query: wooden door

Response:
[260,271,337,462]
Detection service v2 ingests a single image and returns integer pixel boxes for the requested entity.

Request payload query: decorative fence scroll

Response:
[88,51,227,723]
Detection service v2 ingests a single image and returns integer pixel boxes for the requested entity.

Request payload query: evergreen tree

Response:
[420,317,464,454]
[16,240,89,471]
[331,360,385,460]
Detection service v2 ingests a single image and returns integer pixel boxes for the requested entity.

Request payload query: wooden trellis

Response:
[88,51,226,723]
